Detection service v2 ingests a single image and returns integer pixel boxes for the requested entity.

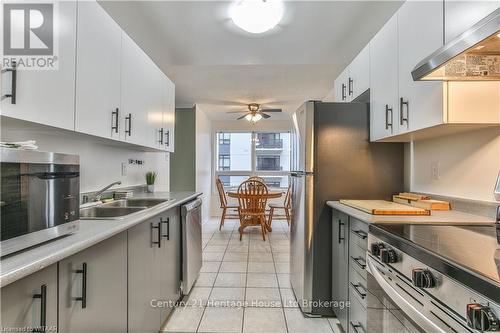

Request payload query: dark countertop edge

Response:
[369,224,500,304]
[0,191,202,288]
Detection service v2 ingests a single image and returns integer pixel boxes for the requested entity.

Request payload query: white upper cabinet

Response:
[333,45,370,103]
[397,1,444,133]
[120,33,153,147]
[369,14,399,141]
[367,0,499,142]
[163,77,175,152]
[147,63,166,150]
[75,1,122,140]
[0,2,77,130]
[334,67,350,102]
[444,0,500,43]
[348,44,370,100]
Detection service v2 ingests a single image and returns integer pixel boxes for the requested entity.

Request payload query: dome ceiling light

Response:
[231,0,284,34]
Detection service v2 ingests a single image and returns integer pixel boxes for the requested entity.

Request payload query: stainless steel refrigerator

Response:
[289,101,404,316]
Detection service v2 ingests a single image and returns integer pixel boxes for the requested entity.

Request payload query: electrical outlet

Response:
[431,161,440,180]
[121,162,127,176]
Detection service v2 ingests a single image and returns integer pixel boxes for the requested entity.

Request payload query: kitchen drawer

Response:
[349,267,368,308]
[350,243,367,281]
[350,218,368,251]
[348,290,367,333]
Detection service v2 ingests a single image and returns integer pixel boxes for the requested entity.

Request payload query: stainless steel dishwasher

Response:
[181,198,203,295]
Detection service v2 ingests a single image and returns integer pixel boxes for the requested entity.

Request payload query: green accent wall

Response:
[170,107,196,191]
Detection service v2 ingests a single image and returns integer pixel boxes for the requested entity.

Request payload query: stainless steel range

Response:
[366,224,500,333]
[1,148,80,256]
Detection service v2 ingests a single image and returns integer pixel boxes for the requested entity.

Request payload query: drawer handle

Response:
[352,229,367,240]
[348,77,353,96]
[2,61,17,104]
[341,83,346,101]
[32,284,47,332]
[125,113,132,136]
[385,104,393,130]
[75,263,87,309]
[400,97,409,126]
[351,256,366,270]
[338,219,345,244]
[111,108,119,133]
[151,222,162,248]
[158,128,164,144]
[350,282,367,299]
[350,322,364,333]
[161,217,170,240]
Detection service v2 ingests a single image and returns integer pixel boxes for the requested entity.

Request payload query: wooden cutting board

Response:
[339,199,431,216]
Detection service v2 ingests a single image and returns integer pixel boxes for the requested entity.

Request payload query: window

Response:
[215,131,291,189]
[219,155,230,171]
[219,133,231,145]
[257,156,281,171]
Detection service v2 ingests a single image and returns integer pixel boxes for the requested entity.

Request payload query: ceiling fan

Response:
[227,103,282,122]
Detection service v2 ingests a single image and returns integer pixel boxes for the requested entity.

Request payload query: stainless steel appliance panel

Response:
[1,149,80,256]
[290,101,404,316]
[181,198,203,295]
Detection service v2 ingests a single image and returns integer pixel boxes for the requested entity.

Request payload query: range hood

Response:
[412,8,500,81]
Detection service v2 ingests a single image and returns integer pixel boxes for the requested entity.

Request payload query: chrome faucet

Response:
[83,181,122,203]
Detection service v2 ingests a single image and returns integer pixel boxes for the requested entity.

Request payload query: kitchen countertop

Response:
[0,191,201,288]
[327,201,495,224]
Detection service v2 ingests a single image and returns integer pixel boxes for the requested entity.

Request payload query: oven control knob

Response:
[370,243,385,257]
[467,304,500,331]
[412,269,436,288]
[380,248,397,264]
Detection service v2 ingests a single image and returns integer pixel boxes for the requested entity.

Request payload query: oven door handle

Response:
[366,256,446,333]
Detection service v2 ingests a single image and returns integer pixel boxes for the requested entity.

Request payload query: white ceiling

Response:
[100,1,402,120]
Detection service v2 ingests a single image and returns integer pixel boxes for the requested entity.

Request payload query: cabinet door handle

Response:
[75,263,87,309]
[400,97,409,126]
[161,217,170,240]
[351,256,367,270]
[111,108,119,133]
[385,105,393,130]
[125,113,132,136]
[338,219,345,244]
[348,77,353,96]
[341,84,346,101]
[352,229,367,240]
[158,128,164,144]
[1,61,17,104]
[151,222,161,248]
[350,282,367,299]
[350,322,364,333]
[165,130,170,146]
[32,284,47,332]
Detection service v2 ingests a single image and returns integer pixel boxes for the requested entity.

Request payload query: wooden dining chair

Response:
[248,176,265,183]
[268,185,292,226]
[216,177,239,230]
[237,179,269,241]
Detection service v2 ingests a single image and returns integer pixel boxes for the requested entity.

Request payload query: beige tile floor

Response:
[162,217,342,333]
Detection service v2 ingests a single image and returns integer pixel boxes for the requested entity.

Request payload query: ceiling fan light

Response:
[253,113,263,122]
[231,0,284,34]
[245,114,253,121]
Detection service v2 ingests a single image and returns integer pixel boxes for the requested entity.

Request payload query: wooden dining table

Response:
[226,190,284,233]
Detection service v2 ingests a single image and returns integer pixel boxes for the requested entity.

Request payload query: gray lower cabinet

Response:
[1,265,57,332]
[58,232,128,332]
[128,207,181,332]
[159,207,182,326]
[331,209,350,329]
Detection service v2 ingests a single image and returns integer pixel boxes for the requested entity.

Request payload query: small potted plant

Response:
[146,171,157,193]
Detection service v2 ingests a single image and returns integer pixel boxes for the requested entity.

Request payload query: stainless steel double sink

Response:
[80,198,173,219]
